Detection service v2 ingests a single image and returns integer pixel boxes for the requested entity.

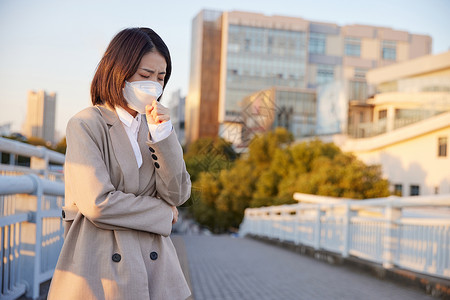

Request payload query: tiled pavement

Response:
[174,235,434,300]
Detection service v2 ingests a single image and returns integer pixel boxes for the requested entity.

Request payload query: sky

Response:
[0,0,449,139]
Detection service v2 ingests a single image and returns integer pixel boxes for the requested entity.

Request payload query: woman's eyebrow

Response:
[140,68,166,75]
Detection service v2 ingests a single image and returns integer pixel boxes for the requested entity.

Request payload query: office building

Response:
[185,10,222,144]
[239,87,315,147]
[168,89,186,146]
[23,90,56,144]
[0,123,12,137]
[339,51,450,196]
[186,9,432,145]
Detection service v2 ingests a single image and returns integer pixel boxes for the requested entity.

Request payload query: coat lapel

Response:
[96,105,139,194]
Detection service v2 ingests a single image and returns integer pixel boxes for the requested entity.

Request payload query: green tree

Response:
[184,137,236,182]
[27,136,48,147]
[216,160,258,230]
[185,129,390,233]
[248,127,293,171]
[190,172,222,231]
[289,143,389,199]
[54,137,67,154]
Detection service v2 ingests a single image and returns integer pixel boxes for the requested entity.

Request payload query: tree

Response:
[190,172,222,231]
[185,129,390,233]
[288,143,389,199]
[27,136,48,147]
[54,137,67,154]
[184,137,237,182]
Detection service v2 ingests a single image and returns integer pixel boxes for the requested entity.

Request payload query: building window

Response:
[393,184,403,196]
[309,33,326,54]
[410,185,420,196]
[434,186,439,195]
[348,80,367,101]
[316,64,334,85]
[438,137,447,157]
[345,37,361,57]
[354,68,368,79]
[382,41,396,60]
[378,109,387,119]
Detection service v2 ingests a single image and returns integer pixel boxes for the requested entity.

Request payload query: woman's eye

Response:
[158,78,164,82]
[141,74,150,79]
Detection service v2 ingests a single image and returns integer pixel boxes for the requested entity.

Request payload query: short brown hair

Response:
[91,27,172,106]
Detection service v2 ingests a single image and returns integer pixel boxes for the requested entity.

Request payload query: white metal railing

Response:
[239,193,450,280]
[0,137,65,299]
[0,175,64,300]
[0,137,65,181]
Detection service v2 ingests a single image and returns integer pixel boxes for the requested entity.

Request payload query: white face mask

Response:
[123,80,163,114]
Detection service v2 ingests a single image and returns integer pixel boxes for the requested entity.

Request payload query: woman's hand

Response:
[171,206,179,224]
[145,100,170,125]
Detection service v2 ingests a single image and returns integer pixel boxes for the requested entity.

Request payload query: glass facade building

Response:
[225,25,307,120]
[241,87,316,143]
[186,10,432,145]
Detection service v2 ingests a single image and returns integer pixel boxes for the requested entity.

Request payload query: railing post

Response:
[383,204,401,269]
[281,210,287,242]
[9,153,16,165]
[294,207,301,245]
[342,203,351,258]
[314,205,321,250]
[31,174,43,300]
[30,147,49,179]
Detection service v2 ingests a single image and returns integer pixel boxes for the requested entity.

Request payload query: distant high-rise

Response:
[23,90,56,144]
[185,10,222,144]
[185,9,432,145]
[168,89,186,146]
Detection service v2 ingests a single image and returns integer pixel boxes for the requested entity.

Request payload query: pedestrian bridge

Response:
[0,136,449,299]
[175,234,436,300]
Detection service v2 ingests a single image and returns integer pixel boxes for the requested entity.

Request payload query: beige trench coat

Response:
[48,105,191,300]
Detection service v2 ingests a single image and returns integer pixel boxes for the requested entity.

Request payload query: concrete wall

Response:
[340,113,450,196]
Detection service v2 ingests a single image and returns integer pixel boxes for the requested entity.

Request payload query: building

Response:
[339,51,450,196]
[0,123,12,137]
[239,87,315,146]
[23,90,56,144]
[349,51,450,138]
[168,89,186,146]
[185,9,432,145]
[185,10,222,144]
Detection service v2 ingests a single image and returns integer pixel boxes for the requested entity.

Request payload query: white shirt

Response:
[115,106,172,168]
[115,106,174,222]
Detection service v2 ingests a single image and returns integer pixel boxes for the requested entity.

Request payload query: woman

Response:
[48,28,191,300]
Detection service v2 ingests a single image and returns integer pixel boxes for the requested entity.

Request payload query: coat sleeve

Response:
[64,116,173,236]
[146,129,191,207]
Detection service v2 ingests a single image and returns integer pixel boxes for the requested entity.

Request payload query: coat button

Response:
[151,154,158,160]
[150,251,158,260]
[62,210,66,218]
[148,147,155,153]
[154,162,160,169]
[112,253,121,262]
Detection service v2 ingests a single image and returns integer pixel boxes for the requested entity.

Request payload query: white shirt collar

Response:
[115,106,141,130]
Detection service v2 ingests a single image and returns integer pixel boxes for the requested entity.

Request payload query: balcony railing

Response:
[239,193,450,280]
[0,137,65,299]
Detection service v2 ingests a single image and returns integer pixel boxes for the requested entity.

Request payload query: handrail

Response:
[240,193,450,281]
[0,174,64,196]
[0,174,65,299]
[0,136,65,165]
[294,192,450,207]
